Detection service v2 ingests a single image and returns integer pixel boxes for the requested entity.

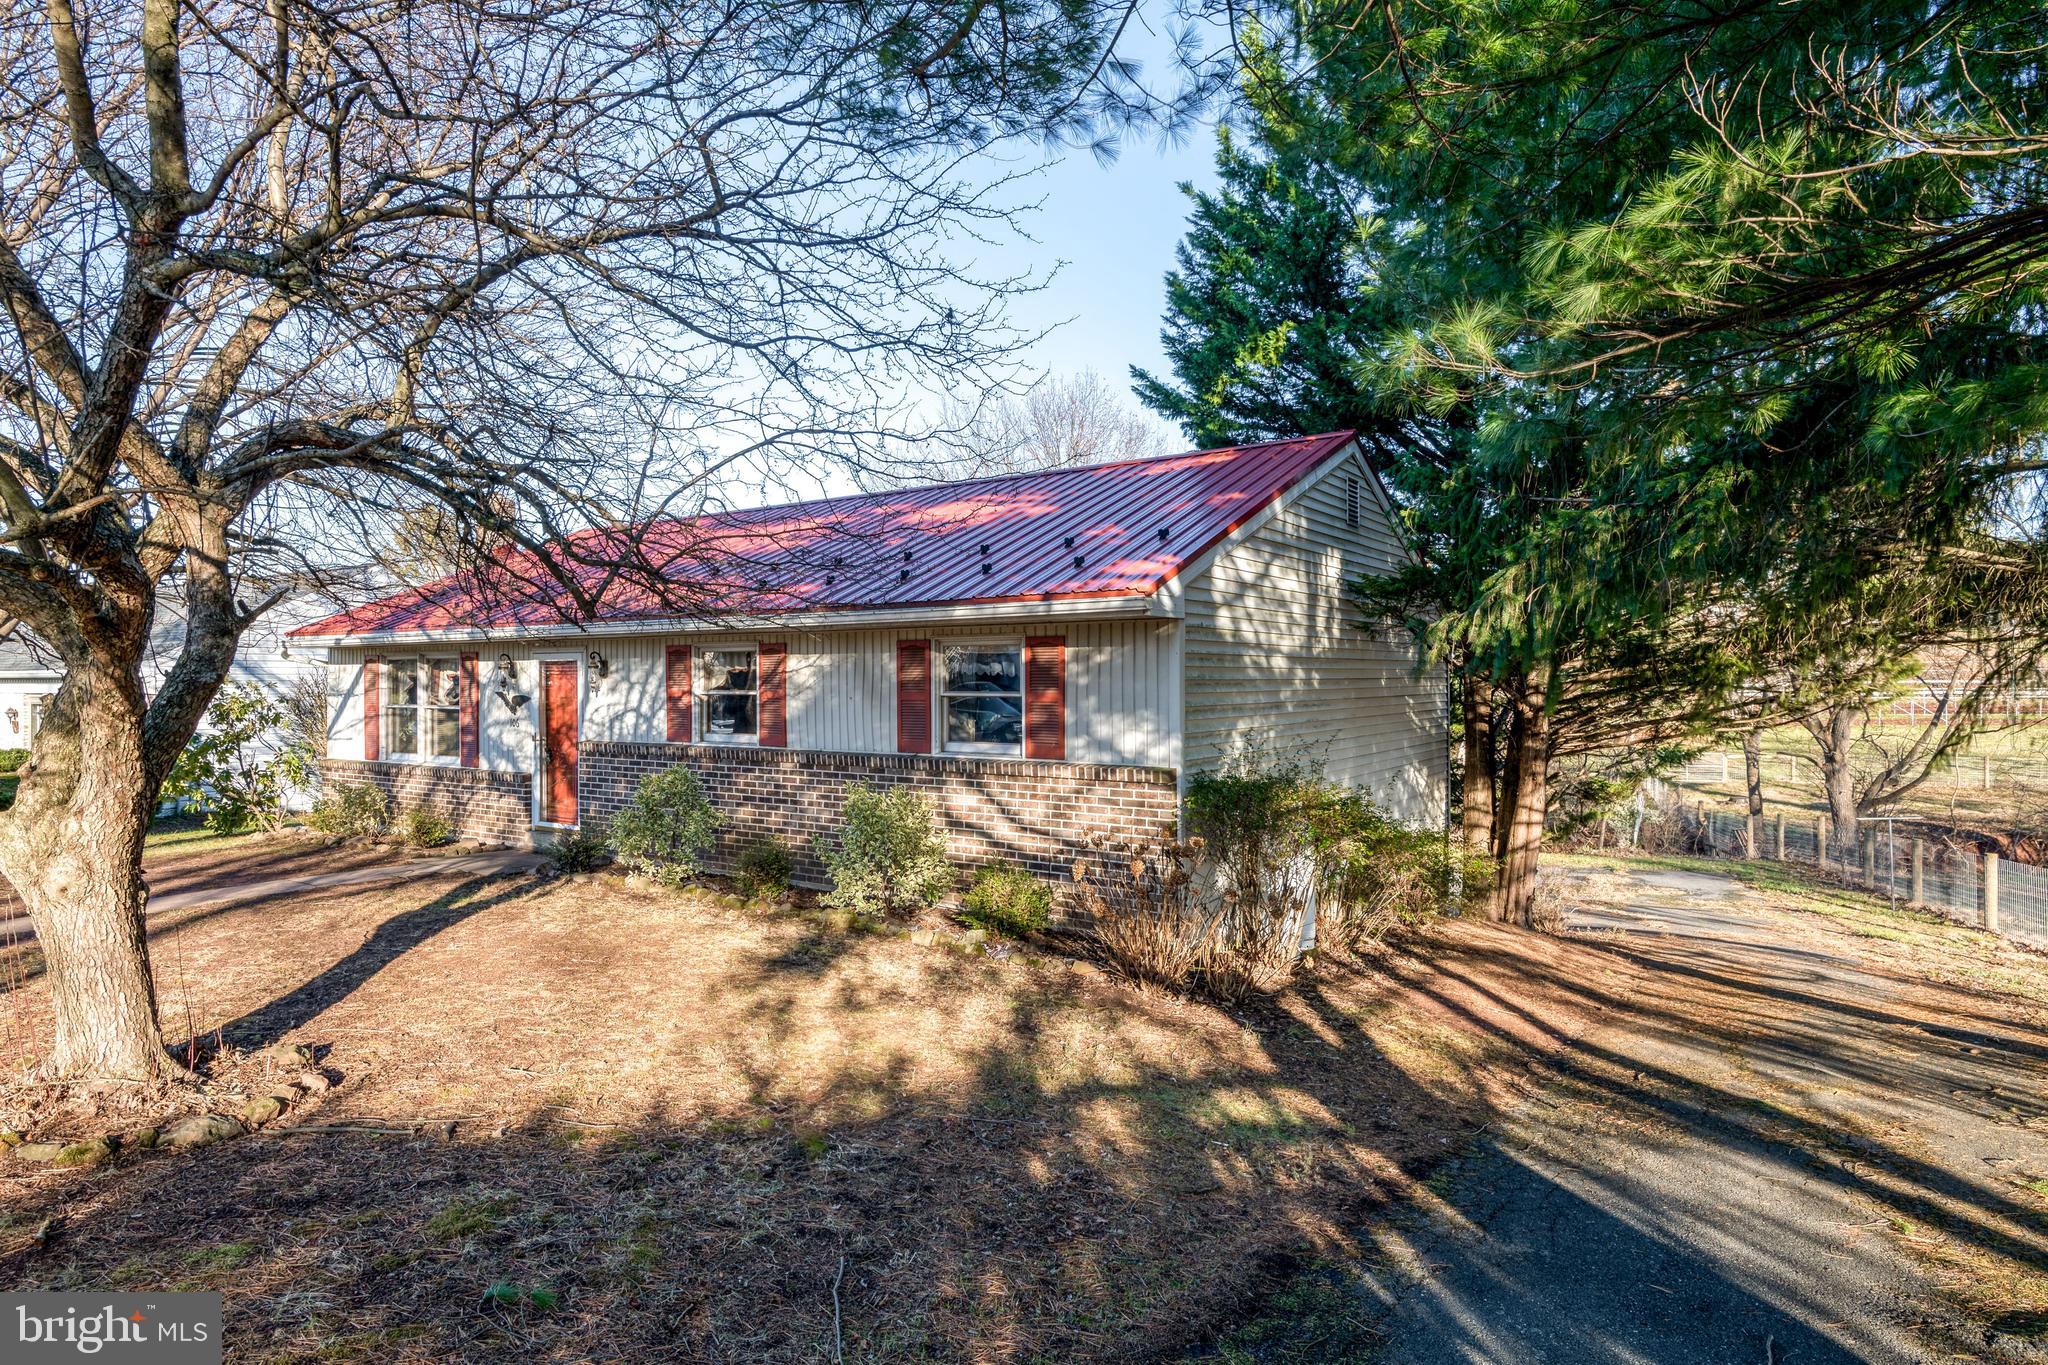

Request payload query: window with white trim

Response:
[386,656,461,761]
[941,642,1023,754]
[702,648,759,741]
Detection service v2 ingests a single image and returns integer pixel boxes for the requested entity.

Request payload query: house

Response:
[0,630,60,749]
[288,432,1449,879]
[0,576,370,805]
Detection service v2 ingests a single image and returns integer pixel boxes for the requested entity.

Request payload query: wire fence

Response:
[1674,803,2048,951]
[1672,748,2048,798]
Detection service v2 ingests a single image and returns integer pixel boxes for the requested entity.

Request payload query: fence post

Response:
[1983,754,1994,790]
[1816,814,1829,866]
[1984,852,2000,934]
[1774,813,1786,861]
[1720,751,1730,782]
[1910,838,1925,906]
[1862,833,1876,887]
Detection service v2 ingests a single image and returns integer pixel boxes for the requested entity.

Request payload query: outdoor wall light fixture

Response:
[492,654,529,712]
[587,649,609,679]
[4,708,16,734]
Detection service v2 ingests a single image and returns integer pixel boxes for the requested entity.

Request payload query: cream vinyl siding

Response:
[324,617,1178,773]
[1180,448,1448,827]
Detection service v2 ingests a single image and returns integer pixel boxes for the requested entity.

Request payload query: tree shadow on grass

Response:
[210,873,545,1051]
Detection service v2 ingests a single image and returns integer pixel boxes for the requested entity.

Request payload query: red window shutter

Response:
[1024,636,1066,761]
[458,652,480,768]
[759,643,787,748]
[896,639,931,754]
[362,656,381,761]
[665,644,692,742]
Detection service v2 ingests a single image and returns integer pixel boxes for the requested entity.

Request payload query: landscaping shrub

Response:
[0,748,28,774]
[607,766,721,887]
[303,782,391,838]
[163,682,317,833]
[1549,743,1698,845]
[815,784,953,922]
[732,838,794,900]
[546,828,609,874]
[395,806,454,849]
[959,864,1053,938]
[1184,756,1368,980]
[1078,755,1480,1001]
[1323,820,1491,950]
[1070,835,1225,992]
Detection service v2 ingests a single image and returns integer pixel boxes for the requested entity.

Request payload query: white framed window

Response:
[702,647,759,742]
[940,641,1023,754]
[385,656,461,762]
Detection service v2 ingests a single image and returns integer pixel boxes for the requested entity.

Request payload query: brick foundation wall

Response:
[578,742,1179,885]
[318,759,533,846]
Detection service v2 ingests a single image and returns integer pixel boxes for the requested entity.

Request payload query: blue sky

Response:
[997,127,1217,393]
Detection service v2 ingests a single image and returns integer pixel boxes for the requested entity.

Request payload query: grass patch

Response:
[180,1241,255,1273]
[1204,1264,1380,1364]
[421,1195,515,1243]
[143,814,273,858]
[17,843,2032,1361]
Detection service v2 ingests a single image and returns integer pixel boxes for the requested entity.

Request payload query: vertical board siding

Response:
[322,617,1178,778]
[1181,450,1449,826]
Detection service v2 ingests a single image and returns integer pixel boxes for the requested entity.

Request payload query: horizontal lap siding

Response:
[1182,452,1448,827]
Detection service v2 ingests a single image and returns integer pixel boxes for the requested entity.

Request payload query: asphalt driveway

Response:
[1341,865,2048,1364]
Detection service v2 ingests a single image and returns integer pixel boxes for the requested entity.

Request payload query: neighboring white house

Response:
[142,582,347,719]
[290,432,1450,878]
[0,577,377,804]
[0,630,60,749]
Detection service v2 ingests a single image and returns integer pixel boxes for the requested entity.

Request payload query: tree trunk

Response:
[1742,730,1763,858]
[1818,707,1860,854]
[1494,668,1552,927]
[1460,677,1495,854]
[1492,695,1522,867]
[0,665,172,1082]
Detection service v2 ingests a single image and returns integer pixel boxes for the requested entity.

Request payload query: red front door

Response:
[541,660,579,824]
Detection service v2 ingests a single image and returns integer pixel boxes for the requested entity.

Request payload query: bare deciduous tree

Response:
[0,0,1161,1080]
[1800,647,2044,848]
[937,369,1172,478]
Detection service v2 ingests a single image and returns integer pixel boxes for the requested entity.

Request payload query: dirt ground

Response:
[0,846,2041,1362]
[0,847,1644,1363]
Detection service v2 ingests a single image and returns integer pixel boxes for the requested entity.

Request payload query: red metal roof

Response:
[290,431,1358,638]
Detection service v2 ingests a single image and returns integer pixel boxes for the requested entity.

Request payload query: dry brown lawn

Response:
[0,853,1645,1363]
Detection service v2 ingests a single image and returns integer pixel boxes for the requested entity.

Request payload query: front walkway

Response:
[1338,865,2048,1363]
[0,850,543,942]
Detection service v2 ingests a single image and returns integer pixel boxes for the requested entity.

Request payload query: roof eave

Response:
[286,589,1167,648]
